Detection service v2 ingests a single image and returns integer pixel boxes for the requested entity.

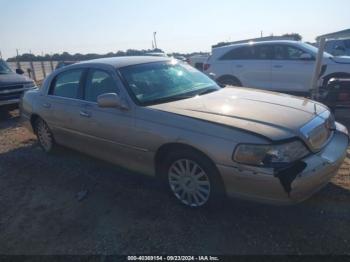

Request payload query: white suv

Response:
[204,40,350,94]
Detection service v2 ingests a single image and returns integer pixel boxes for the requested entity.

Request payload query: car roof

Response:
[213,40,301,51]
[78,56,171,69]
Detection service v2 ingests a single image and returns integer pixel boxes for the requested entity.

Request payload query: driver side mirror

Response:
[97,93,129,110]
[300,53,314,61]
[16,68,24,75]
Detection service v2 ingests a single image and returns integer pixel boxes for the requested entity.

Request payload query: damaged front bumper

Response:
[218,123,349,205]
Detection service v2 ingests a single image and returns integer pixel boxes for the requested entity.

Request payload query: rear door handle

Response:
[79,110,91,118]
[42,103,51,108]
[236,64,243,68]
[273,65,283,68]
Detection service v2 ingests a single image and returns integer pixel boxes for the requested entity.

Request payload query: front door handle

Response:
[42,102,51,108]
[79,110,91,118]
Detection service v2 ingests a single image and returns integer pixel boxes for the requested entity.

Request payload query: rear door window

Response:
[50,69,84,99]
[253,45,273,59]
[272,45,308,60]
[220,45,272,60]
[220,46,254,60]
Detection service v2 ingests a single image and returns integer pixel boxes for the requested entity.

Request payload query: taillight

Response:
[203,63,210,71]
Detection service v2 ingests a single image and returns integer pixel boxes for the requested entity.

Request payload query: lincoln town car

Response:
[20,57,349,207]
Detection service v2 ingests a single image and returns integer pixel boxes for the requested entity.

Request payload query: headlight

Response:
[233,140,309,167]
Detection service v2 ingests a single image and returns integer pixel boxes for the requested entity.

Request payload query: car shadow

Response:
[0,106,20,129]
[1,142,350,254]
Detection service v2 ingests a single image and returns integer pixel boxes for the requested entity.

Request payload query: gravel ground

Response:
[0,107,349,255]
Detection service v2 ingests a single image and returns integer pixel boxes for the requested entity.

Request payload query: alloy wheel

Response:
[36,120,53,152]
[168,159,211,207]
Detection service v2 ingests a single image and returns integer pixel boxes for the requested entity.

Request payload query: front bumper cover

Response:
[218,123,349,205]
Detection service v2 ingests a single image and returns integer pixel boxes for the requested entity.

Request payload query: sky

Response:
[0,0,349,59]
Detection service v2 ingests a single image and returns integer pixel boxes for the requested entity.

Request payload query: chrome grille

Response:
[0,84,23,91]
[300,110,334,151]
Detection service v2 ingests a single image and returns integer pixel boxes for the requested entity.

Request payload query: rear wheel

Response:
[34,118,56,153]
[322,73,350,88]
[161,149,224,208]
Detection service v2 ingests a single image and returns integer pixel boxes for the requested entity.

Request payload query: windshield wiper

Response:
[197,88,218,96]
[143,93,196,106]
[143,88,219,106]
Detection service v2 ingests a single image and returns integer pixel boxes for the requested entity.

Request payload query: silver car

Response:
[20,56,349,207]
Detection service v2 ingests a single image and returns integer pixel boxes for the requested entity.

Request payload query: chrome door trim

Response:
[54,126,149,152]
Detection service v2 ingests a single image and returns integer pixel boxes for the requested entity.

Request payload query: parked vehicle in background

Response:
[144,52,168,57]
[55,61,76,70]
[172,55,187,62]
[320,78,350,111]
[324,38,350,56]
[188,54,209,71]
[21,56,349,208]
[0,59,36,106]
[205,40,350,95]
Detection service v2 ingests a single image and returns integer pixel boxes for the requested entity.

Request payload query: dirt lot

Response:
[0,107,349,255]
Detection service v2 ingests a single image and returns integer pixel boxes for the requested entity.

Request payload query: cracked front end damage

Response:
[217,127,349,205]
[274,161,307,197]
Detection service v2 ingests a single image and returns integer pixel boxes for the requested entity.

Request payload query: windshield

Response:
[119,61,220,106]
[299,42,333,57]
[0,60,13,74]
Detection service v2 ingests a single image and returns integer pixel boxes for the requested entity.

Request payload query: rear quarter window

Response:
[220,46,253,60]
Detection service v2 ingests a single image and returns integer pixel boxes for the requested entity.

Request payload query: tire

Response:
[160,149,225,208]
[217,75,242,87]
[34,118,57,153]
[322,73,350,88]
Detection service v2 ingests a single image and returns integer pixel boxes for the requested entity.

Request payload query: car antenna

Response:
[314,103,318,115]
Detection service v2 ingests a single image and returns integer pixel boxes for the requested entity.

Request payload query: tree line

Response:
[6,48,163,62]
[6,49,209,62]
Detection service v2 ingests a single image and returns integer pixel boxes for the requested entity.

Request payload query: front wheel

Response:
[162,150,224,208]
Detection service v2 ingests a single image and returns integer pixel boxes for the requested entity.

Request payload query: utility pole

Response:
[261,30,263,38]
[16,49,21,69]
[153,32,157,49]
[311,37,326,100]
[0,50,2,59]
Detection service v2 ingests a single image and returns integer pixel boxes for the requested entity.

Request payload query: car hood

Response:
[330,56,350,64]
[149,88,328,141]
[0,72,33,86]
